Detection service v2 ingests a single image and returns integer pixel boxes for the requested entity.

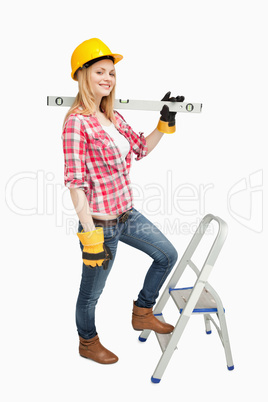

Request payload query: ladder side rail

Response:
[217,310,234,368]
[138,329,151,341]
[154,214,217,314]
[203,282,225,342]
[151,260,218,382]
[203,314,212,333]
[152,314,191,382]
[162,213,224,299]
[189,218,234,369]
[205,315,224,344]
[140,215,227,347]
[183,216,228,298]
[202,217,228,270]
[176,215,228,286]
[189,218,233,369]
[178,216,228,324]
[139,215,214,339]
[151,215,229,382]
[204,285,234,368]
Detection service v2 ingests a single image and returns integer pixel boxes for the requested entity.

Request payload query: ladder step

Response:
[154,314,174,352]
[169,287,219,313]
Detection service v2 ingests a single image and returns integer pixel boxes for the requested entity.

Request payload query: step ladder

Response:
[138,214,234,383]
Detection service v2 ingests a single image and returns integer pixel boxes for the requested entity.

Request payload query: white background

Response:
[1,0,267,400]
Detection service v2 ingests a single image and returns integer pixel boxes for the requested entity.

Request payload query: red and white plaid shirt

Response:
[62,111,148,215]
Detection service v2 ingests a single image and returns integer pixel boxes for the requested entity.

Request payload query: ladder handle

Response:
[152,214,227,315]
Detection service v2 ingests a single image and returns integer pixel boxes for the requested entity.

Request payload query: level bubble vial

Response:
[55,97,63,106]
[186,103,194,112]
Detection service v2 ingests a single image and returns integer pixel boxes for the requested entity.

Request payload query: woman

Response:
[62,38,184,364]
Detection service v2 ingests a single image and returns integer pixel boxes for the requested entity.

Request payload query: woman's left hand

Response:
[157,91,185,134]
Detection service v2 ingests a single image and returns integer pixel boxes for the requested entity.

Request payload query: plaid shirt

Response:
[62,111,148,215]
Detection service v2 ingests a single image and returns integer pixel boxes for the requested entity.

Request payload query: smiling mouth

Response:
[100,84,111,89]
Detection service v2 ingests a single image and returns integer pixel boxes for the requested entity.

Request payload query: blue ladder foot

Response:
[227,365,234,371]
[151,376,161,384]
[206,330,212,334]
[138,336,147,342]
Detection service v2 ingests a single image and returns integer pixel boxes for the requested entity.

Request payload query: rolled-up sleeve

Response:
[132,130,148,161]
[62,115,89,189]
[114,111,148,161]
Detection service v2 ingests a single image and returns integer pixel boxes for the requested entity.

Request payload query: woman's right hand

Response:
[77,227,112,270]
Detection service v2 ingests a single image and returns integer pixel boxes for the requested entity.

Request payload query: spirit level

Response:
[47,96,202,113]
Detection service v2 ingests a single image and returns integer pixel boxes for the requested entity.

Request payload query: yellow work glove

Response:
[77,227,112,270]
[157,91,185,134]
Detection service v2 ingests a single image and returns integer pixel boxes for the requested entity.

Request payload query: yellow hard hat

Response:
[71,38,123,80]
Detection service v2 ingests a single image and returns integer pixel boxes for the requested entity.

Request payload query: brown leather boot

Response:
[79,335,118,364]
[132,301,174,334]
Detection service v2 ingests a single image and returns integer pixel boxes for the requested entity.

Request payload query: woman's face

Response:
[89,59,116,102]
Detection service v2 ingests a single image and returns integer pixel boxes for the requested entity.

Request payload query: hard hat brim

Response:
[71,53,123,81]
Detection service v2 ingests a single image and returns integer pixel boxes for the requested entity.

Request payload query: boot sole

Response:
[79,353,119,364]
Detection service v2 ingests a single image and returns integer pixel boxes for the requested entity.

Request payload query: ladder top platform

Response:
[170,287,220,313]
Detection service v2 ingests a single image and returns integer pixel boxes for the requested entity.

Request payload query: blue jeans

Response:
[76,208,178,339]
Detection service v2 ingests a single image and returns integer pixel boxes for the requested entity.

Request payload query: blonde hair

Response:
[63,64,117,127]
